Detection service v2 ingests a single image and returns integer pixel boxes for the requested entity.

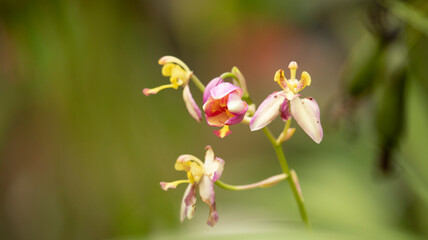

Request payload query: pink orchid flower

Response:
[143,56,202,122]
[250,61,323,143]
[203,78,248,138]
[160,146,224,226]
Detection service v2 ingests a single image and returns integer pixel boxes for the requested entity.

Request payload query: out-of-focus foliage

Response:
[0,0,427,239]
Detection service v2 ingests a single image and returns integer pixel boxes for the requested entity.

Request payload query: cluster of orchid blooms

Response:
[143,56,323,227]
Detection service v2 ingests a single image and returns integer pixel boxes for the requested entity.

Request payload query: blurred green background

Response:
[0,0,428,239]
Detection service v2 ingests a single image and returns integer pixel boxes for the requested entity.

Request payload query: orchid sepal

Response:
[183,84,202,122]
[250,92,286,131]
[290,97,323,144]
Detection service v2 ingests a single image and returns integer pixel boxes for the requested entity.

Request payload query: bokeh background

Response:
[1,0,428,239]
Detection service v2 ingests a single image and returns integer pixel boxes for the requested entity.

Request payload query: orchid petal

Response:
[203,77,223,103]
[274,69,287,89]
[250,92,286,131]
[227,92,247,115]
[158,56,190,72]
[180,184,197,222]
[225,96,248,125]
[161,63,175,77]
[208,157,224,182]
[171,65,189,83]
[295,71,311,92]
[182,85,202,122]
[198,175,218,226]
[280,100,291,121]
[204,146,225,182]
[290,97,323,143]
[210,82,242,100]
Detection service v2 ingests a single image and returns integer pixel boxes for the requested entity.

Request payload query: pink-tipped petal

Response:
[227,92,247,114]
[210,83,242,100]
[180,184,197,222]
[182,85,202,122]
[203,77,224,103]
[250,92,287,131]
[280,100,291,121]
[158,56,174,65]
[290,97,323,144]
[210,157,224,182]
[198,175,218,226]
[204,146,225,182]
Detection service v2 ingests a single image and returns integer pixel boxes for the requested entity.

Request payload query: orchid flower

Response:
[143,56,202,122]
[250,61,323,143]
[203,78,248,138]
[160,146,224,226]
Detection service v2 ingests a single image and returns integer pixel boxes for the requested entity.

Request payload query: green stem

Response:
[262,127,311,229]
[190,74,205,93]
[220,72,239,81]
[215,173,288,191]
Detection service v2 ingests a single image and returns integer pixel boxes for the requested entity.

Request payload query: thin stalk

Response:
[215,173,288,191]
[262,127,311,229]
[220,72,239,81]
[190,74,205,93]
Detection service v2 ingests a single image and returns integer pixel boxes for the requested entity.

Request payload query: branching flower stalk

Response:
[144,56,322,228]
[262,125,310,228]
